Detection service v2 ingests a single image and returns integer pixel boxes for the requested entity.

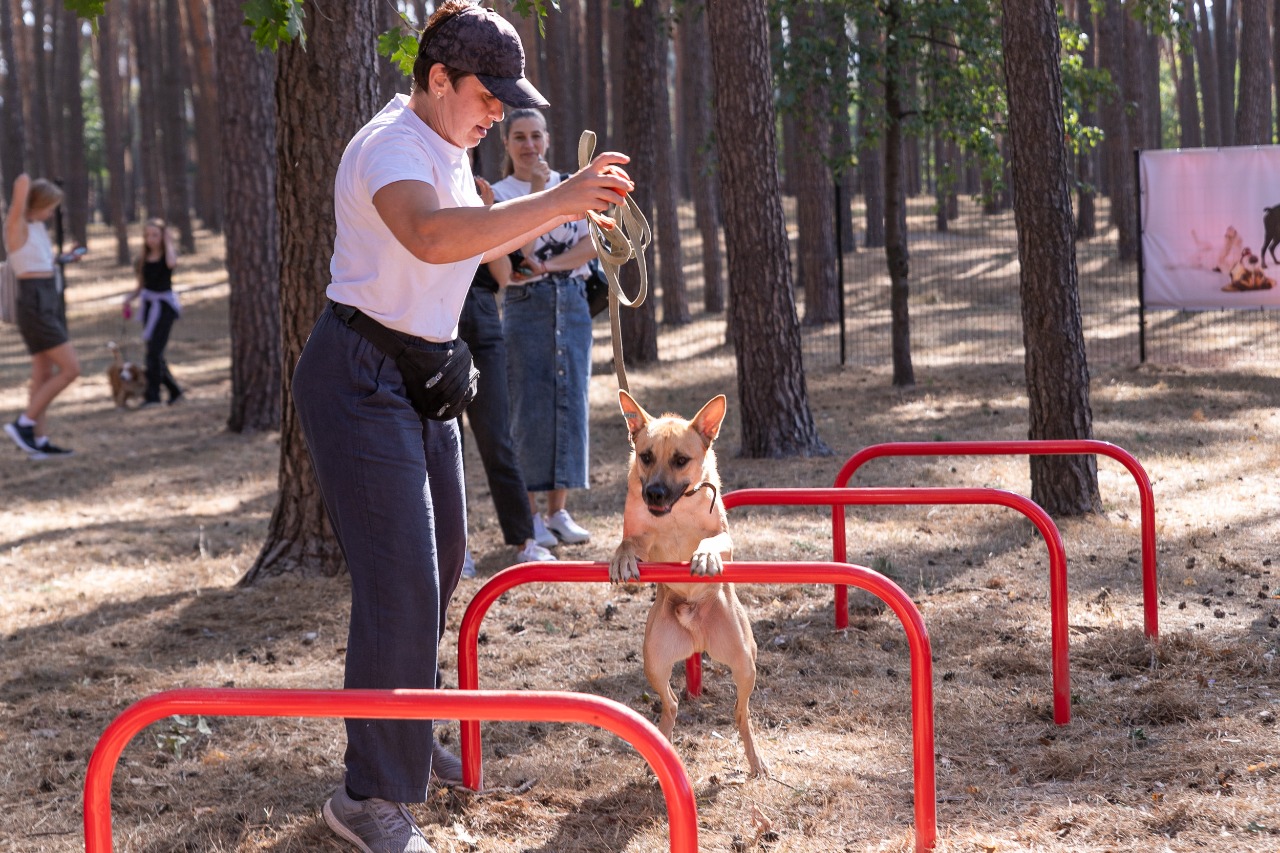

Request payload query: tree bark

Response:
[790,0,838,326]
[1235,0,1272,145]
[858,27,885,249]
[0,0,25,215]
[130,0,164,218]
[1176,26,1202,148]
[1098,0,1136,260]
[92,1,130,265]
[160,0,195,252]
[706,0,827,458]
[618,0,660,360]
[26,0,51,179]
[1195,0,1221,147]
[677,0,723,314]
[212,0,281,436]
[583,0,608,145]
[1074,0,1096,239]
[184,0,223,232]
[1002,0,1101,517]
[1214,0,1237,146]
[54,2,87,246]
[883,0,913,387]
[242,0,380,583]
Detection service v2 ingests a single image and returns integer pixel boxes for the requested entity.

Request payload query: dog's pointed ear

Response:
[690,395,727,446]
[618,390,651,440]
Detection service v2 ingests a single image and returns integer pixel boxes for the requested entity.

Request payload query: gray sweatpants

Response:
[292,306,467,803]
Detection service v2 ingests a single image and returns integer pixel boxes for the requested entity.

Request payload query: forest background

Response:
[4,1,1280,850]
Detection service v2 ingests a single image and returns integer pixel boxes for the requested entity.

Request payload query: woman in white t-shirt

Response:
[491,108,599,550]
[289,3,633,850]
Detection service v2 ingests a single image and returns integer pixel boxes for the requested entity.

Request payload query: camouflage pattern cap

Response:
[428,5,549,109]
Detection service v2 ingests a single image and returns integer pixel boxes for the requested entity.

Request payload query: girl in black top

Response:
[123,218,183,405]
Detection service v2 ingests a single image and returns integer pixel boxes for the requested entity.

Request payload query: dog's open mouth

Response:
[646,504,673,516]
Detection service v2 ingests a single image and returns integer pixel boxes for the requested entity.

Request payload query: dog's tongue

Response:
[647,504,671,515]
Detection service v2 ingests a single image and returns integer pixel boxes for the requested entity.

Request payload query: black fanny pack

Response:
[330,301,478,421]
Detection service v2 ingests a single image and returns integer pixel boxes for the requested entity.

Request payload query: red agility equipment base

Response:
[457,561,937,852]
[712,487,1072,724]
[83,688,698,853]
[833,440,1158,638]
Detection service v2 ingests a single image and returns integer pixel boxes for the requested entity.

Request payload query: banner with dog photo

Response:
[1140,145,1280,310]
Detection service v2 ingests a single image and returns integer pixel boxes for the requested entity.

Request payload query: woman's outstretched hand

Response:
[553,152,633,220]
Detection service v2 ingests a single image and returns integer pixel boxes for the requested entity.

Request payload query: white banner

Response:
[1140,146,1280,310]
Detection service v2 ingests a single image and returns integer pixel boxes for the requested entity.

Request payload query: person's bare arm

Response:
[488,254,513,287]
[164,227,179,268]
[372,152,631,265]
[4,173,29,253]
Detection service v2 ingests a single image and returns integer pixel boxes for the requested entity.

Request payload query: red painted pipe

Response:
[720,487,1071,725]
[832,440,1158,638]
[83,688,697,853]
[457,561,937,851]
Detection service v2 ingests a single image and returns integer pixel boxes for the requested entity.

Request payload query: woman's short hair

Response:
[413,0,476,93]
[27,179,63,212]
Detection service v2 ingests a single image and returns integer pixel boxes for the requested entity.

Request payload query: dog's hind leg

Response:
[704,593,768,778]
[643,601,696,742]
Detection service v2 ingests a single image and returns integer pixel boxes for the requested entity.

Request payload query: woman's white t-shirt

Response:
[491,173,590,282]
[327,94,483,342]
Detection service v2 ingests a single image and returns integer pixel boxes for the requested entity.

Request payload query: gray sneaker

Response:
[322,786,436,853]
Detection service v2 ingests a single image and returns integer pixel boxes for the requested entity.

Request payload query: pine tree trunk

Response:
[791,0,838,327]
[883,0,913,387]
[184,0,223,232]
[160,0,195,252]
[52,3,87,245]
[1195,0,1221,146]
[583,0,608,145]
[1176,28,1202,148]
[706,0,828,458]
[1002,0,1102,517]
[543,5,574,155]
[858,27,885,249]
[1235,0,1272,145]
[242,0,380,583]
[678,1,723,314]
[27,0,51,179]
[607,0,627,146]
[1214,0,1237,146]
[618,0,659,361]
[1074,0,1096,239]
[212,0,281,436]
[1098,0,1136,260]
[92,1,130,265]
[131,0,164,218]
[0,0,25,211]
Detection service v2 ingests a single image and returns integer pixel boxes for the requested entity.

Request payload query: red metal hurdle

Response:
[83,688,698,853]
[833,440,1158,638]
[708,487,1071,725]
[456,561,937,851]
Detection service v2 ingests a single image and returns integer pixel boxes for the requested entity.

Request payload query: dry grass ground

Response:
[2,227,1280,852]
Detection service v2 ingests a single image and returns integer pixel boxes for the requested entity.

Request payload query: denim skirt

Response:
[502,275,593,492]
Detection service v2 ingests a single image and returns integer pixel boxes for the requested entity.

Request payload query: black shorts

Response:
[15,276,69,355]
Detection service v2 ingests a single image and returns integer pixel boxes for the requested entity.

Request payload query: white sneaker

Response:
[460,549,476,579]
[544,509,590,544]
[515,538,557,564]
[530,514,559,549]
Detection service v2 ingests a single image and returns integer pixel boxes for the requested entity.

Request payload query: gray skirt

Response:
[15,276,69,355]
[502,276,593,492]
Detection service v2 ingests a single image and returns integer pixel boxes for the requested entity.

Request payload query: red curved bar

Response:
[720,487,1070,725]
[457,561,937,852]
[832,440,1158,638]
[83,688,697,853]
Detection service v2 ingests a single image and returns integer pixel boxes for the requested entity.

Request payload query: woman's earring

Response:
[436,91,443,100]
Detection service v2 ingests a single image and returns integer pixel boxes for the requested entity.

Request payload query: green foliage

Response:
[378,14,421,79]
[243,0,307,51]
[61,0,105,19]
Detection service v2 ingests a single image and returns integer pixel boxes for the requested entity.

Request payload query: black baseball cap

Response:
[427,5,549,109]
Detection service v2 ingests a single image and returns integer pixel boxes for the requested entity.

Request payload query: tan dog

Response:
[609,390,767,777]
[106,341,147,408]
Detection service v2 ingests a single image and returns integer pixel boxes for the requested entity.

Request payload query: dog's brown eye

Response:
[672,453,690,467]
[638,450,654,466]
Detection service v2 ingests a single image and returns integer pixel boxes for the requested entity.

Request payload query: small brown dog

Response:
[609,390,767,777]
[106,341,147,408]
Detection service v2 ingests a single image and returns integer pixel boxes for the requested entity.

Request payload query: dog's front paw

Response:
[689,549,724,577]
[610,547,641,584]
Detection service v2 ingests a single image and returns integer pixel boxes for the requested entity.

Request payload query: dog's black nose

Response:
[643,482,670,506]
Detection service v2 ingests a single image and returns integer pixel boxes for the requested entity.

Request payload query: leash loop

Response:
[578,130,650,392]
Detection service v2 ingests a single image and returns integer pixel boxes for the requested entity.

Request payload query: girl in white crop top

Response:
[2,173,82,459]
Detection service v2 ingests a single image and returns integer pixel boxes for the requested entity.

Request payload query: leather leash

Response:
[578,130,650,393]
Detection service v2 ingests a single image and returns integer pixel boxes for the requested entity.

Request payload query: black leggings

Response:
[142,300,182,403]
